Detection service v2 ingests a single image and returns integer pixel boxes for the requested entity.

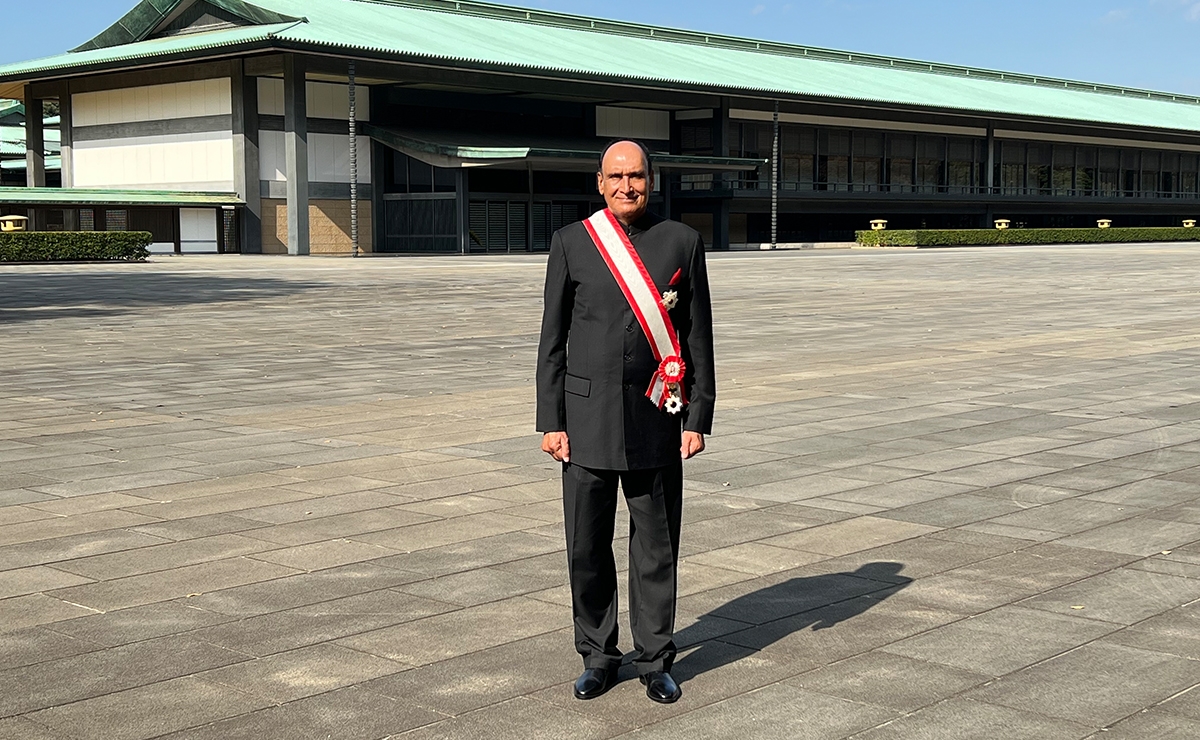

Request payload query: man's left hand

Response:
[681,431,705,460]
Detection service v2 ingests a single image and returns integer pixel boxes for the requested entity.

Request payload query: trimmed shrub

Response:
[0,231,152,262]
[856,227,1200,248]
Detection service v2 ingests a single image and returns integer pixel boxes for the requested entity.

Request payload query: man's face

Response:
[597,142,653,224]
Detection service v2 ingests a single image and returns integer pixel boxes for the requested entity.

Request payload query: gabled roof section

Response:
[73,0,303,52]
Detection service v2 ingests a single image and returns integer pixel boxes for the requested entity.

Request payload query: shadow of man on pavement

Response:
[670,561,912,682]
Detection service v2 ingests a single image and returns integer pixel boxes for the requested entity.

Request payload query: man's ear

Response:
[596,170,604,195]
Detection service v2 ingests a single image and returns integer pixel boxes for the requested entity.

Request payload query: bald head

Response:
[597,140,653,226]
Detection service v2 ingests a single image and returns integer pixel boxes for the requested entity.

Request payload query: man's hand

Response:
[681,431,705,460]
[542,432,570,463]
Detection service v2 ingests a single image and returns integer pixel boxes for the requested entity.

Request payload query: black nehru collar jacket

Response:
[536,211,716,471]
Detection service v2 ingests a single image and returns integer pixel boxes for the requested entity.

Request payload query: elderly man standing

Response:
[536,140,716,704]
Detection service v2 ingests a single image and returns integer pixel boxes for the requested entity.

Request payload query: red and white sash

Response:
[583,209,687,414]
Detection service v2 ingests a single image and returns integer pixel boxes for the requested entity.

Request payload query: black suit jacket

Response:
[536,212,716,470]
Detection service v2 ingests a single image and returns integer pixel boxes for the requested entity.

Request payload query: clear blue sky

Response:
[6,0,1200,94]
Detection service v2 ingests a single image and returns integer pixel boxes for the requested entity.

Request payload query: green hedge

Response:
[856,227,1200,248]
[0,231,152,262]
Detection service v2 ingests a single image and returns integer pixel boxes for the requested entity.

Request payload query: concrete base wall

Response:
[262,198,373,254]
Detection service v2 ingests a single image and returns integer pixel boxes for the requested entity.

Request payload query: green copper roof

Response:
[0,187,240,206]
[1,0,1199,135]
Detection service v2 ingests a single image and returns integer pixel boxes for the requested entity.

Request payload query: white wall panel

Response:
[595,106,670,141]
[73,131,235,190]
[254,78,369,120]
[259,130,373,184]
[180,208,218,253]
[258,77,284,116]
[74,78,231,126]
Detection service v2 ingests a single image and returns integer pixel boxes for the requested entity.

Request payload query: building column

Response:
[58,81,73,188]
[283,55,309,255]
[58,81,78,230]
[714,200,730,251]
[371,139,387,253]
[232,61,262,253]
[456,169,469,254]
[24,87,45,188]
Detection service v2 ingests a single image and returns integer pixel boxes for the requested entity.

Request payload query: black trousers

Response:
[562,461,684,675]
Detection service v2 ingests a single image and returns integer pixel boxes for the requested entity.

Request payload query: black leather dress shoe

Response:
[640,671,682,703]
[573,667,616,700]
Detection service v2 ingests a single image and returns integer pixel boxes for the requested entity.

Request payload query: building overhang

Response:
[362,124,765,172]
[0,187,243,207]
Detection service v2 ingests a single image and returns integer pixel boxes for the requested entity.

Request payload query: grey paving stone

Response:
[45,601,234,648]
[337,596,567,666]
[1020,568,1200,624]
[967,642,1200,727]
[51,534,273,580]
[1055,516,1200,556]
[1087,711,1200,740]
[0,594,98,632]
[848,697,1093,740]
[365,629,578,716]
[189,590,457,656]
[879,494,1027,528]
[154,685,443,740]
[26,677,270,740]
[0,635,249,717]
[0,628,99,671]
[617,682,896,740]
[0,717,66,740]
[394,696,619,740]
[882,605,1118,676]
[787,651,990,712]
[184,562,422,616]
[197,643,407,703]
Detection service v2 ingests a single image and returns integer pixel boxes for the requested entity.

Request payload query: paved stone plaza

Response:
[3,243,1200,739]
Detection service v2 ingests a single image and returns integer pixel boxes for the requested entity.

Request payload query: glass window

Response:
[1181,154,1198,197]
[853,131,882,192]
[409,159,433,193]
[887,134,914,192]
[1141,151,1160,196]
[915,136,944,193]
[1161,152,1180,196]
[818,129,850,191]
[1077,148,1097,196]
[1027,145,1051,195]
[1000,141,1025,194]
[1098,148,1120,196]
[1122,150,1140,196]
[781,125,815,190]
[1052,146,1074,196]
[947,138,977,193]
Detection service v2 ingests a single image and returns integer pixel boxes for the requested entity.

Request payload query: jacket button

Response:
[626,323,635,333]
[623,383,631,390]
[624,353,633,362]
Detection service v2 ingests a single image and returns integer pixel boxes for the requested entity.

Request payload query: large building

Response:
[0,0,1198,254]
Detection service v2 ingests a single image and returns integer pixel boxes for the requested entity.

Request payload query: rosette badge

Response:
[654,355,687,415]
[660,290,678,310]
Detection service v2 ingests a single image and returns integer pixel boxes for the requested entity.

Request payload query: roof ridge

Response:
[350,0,1200,107]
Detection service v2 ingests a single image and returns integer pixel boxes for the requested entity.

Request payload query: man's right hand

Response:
[542,432,570,463]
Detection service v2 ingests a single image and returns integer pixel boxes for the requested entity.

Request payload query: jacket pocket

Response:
[564,373,591,397]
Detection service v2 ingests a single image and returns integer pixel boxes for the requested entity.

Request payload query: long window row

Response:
[691,122,1200,199]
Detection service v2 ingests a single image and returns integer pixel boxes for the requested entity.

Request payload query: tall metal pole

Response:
[348,61,359,257]
[771,100,779,249]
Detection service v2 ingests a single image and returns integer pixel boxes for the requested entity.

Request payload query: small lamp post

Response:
[0,215,29,232]
[994,219,1010,230]
[870,219,888,231]
[1097,219,1112,229]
